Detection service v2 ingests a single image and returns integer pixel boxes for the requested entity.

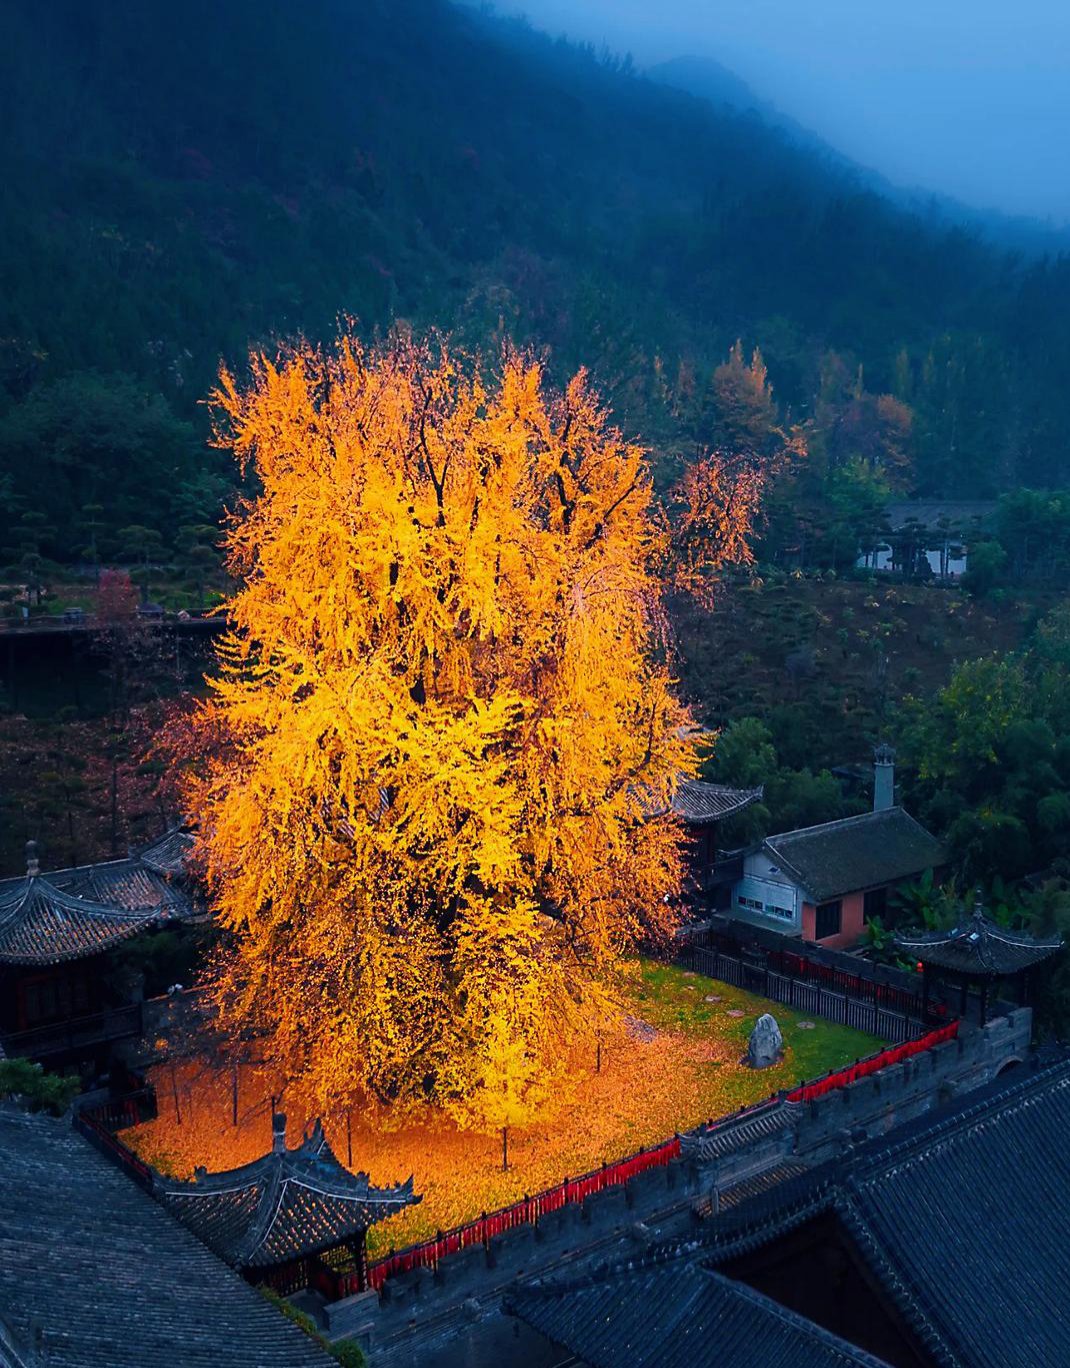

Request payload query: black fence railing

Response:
[677,920,949,1041]
[0,1002,144,1062]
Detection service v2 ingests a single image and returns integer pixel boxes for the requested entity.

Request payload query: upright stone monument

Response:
[746,1013,783,1068]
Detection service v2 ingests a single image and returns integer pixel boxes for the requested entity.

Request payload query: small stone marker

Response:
[797,1020,816,1030]
[746,1013,784,1069]
[623,1014,658,1043]
[704,994,722,1003]
[727,1009,745,1018]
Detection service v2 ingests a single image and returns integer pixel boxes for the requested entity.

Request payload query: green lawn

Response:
[634,959,884,1110]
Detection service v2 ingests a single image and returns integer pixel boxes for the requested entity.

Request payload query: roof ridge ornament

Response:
[25,841,39,878]
[974,889,994,969]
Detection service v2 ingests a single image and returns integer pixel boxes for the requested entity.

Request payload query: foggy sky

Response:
[498,0,1070,225]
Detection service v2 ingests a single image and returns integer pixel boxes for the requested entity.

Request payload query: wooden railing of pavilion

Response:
[0,1002,145,1064]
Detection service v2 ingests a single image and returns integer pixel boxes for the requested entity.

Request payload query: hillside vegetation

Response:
[1,0,1069,568]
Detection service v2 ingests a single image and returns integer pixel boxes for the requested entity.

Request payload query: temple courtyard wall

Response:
[329,1007,1031,1363]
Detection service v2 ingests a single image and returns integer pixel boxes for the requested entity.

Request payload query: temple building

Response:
[156,1112,420,1294]
[670,779,763,904]
[895,891,1061,1024]
[0,837,196,1065]
[510,1055,1070,1368]
[729,749,946,948]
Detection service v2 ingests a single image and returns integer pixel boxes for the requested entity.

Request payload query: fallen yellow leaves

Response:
[127,963,879,1254]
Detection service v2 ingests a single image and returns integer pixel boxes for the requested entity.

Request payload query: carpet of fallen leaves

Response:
[126,961,880,1255]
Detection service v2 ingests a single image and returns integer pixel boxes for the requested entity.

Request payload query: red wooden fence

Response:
[76,1019,960,1301]
[358,1136,681,1295]
[786,1020,959,1103]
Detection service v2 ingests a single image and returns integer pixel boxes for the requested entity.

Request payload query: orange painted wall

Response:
[801,892,866,949]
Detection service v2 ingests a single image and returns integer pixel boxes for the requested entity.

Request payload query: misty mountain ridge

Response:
[1,0,1069,563]
[649,53,1070,256]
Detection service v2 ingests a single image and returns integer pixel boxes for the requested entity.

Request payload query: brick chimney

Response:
[873,744,896,812]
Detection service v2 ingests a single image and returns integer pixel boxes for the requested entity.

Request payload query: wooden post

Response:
[596,1037,602,1074]
[170,1062,182,1125]
[501,1126,509,1172]
[231,1062,239,1126]
[346,1235,368,1292]
[346,1109,353,1169]
[979,981,989,1028]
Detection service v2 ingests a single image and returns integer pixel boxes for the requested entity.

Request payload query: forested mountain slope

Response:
[1,0,1068,560]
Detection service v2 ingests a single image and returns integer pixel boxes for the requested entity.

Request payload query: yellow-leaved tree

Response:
[178,332,753,1126]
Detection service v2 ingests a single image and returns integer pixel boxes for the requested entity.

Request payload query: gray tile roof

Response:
[137,828,196,879]
[834,1059,1070,1368]
[763,807,946,904]
[513,1058,1070,1368]
[895,903,1061,976]
[157,1116,419,1268]
[700,1058,1070,1368]
[0,858,193,966]
[0,1106,332,1368]
[885,500,996,531]
[638,780,763,825]
[680,1097,802,1164]
[672,780,763,825]
[507,1256,886,1368]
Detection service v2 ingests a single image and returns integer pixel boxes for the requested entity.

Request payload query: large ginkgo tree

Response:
[180,332,760,1122]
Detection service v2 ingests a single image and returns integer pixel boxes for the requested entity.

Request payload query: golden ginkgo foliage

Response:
[179,332,754,1124]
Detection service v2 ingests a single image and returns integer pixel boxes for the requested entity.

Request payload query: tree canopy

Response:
[178,334,748,1122]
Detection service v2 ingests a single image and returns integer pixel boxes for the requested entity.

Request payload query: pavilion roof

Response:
[0,846,194,967]
[895,896,1062,977]
[638,778,763,826]
[137,827,195,879]
[156,1115,419,1268]
[672,780,763,825]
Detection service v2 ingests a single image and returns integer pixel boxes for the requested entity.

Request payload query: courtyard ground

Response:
[126,961,880,1255]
